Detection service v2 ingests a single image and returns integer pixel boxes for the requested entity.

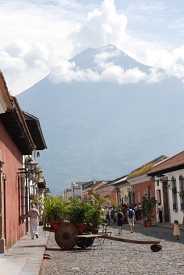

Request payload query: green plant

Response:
[67,197,91,224]
[127,163,154,179]
[43,194,68,228]
[179,191,184,198]
[141,195,157,222]
[86,204,103,226]
[34,165,42,179]
[89,191,115,206]
[172,187,177,194]
[25,155,32,163]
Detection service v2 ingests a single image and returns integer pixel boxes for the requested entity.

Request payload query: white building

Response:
[148,150,184,224]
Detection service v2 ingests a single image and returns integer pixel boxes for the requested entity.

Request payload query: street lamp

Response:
[25,160,38,173]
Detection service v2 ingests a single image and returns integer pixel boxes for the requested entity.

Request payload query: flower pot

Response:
[50,221,59,230]
[91,227,98,234]
[146,222,152,227]
[74,223,86,233]
[142,220,147,227]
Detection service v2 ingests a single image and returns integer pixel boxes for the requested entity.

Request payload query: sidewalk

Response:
[0,226,49,275]
[136,220,184,230]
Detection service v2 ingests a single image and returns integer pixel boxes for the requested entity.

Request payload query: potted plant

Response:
[85,204,103,233]
[34,166,42,179]
[43,194,68,229]
[67,197,91,233]
[179,191,184,198]
[25,155,32,163]
[172,187,177,195]
[141,195,157,226]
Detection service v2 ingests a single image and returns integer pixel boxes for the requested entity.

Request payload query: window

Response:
[172,177,178,210]
[179,175,184,210]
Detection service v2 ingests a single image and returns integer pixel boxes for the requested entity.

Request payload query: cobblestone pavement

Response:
[39,222,184,275]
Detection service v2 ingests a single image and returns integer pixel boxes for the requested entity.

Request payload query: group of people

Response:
[116,202,182,241]
[102,206,117,224]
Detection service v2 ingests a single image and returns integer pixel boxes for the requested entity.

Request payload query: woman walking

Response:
[117,209,124,234]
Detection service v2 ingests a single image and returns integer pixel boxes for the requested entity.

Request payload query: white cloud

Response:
[0,0,184,94]
[71,0,128,51]
[49,46,164,85]
[94,46,121,65]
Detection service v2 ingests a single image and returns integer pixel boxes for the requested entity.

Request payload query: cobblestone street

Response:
[39,222,184,275]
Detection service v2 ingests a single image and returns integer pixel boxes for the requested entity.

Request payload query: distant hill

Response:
[17,45,184,195]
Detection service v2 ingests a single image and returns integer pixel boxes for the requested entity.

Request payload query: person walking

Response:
[134,204,139,220]
[28,204,40,239]
[138,203,141,220]
[104,206,110,224]
[117,208,123,234]
[126,205,135,233]
[157,203,163,223]
[111,206,115,223]
[173,220,180,240]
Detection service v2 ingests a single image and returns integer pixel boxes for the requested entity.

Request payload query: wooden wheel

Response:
[55,222,78,250]
[76,232,94,248]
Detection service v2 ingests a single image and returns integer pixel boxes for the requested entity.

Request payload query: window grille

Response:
[179,175,184,210]
[172,177,178,210]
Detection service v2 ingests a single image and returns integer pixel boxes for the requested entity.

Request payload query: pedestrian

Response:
[113,210,117,224]
[138,202,141,219]
[109,207,111,224]
[117,208,123,234]
[111,206,114,223]
[28,204,40,239]
[173,220,180,240]
[104,206,110,224]
[126,205,135,233]
[157,203,163,223]
[134,204,139,220]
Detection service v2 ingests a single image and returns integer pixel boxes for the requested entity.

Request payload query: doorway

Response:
[162,181,170,222]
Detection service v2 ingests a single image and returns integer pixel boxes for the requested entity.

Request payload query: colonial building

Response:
[148,150,184,223]
[127,155,167,222]
[0,72,47,252]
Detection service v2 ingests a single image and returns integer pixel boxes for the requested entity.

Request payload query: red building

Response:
[0,72,47,252]
[127,155,167,222]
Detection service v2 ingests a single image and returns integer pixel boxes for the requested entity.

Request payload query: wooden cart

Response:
[44,222,162,252]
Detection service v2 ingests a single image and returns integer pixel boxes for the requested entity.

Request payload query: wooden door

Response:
[162,181,170,222]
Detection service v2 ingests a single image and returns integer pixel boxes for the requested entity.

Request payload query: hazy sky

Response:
[1,0,184,95]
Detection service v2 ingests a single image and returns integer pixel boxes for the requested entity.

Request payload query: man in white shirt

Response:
[28,204,40,239]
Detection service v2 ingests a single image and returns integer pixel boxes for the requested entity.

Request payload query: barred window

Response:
[179,175,184,210]
[172,177,178,210]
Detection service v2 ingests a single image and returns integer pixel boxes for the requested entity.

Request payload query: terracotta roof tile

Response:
[148,150,184,176]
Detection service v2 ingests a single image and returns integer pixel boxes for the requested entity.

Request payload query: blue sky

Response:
[0,0,184,94]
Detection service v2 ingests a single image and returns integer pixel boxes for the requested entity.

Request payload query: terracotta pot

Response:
[91,227,98,234]
[146,222,152,227]
[142,221,147,227]
[50,221,59,230]
[74,223,86,233]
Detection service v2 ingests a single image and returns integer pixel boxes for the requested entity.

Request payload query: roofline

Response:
[23,111,47,149]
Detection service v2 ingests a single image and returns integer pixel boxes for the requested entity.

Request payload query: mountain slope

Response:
[17,45,184,195]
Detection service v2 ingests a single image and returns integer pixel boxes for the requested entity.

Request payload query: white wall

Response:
[155,169,184,224]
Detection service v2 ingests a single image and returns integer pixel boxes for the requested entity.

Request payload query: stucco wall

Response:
[157,169,184,224]
[96,189,116,207]
[0,122,25,249]
[131,178,157,221]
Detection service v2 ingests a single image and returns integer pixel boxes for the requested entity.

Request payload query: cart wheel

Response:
[76,232,94,248]
[55,222,78,250]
